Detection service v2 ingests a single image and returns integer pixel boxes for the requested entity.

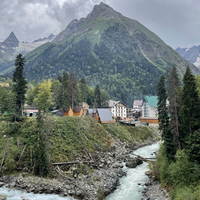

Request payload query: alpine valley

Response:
[0,2,199,106]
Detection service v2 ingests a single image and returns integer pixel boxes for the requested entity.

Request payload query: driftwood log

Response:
[52,161,95,166]
[131,153,156,162]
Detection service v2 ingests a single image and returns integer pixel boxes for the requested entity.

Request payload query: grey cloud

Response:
[0,0,200,48]
[0,0,108,42]
[107,0,200,48]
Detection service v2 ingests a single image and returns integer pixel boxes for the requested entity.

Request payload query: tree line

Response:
[156,65,200,199]
[0,54,109,177]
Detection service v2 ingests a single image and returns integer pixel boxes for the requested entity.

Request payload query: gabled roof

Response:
[133,100,143,106]
[143,96,158,107]
[88,109,96,114]
[106,100,120,107]
[82,102,89,108]
[52,110,62,113]
[97,109,113,122]
[74,107,83,113]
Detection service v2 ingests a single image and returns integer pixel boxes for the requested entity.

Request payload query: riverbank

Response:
[0,135,159,199]
[142,177,169,200]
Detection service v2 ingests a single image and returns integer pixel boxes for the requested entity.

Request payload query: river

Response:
[107,142,160,200]
[0,142,159,200]
[0,187,74,200]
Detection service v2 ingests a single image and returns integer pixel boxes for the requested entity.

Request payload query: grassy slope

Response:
[0,116,158,174]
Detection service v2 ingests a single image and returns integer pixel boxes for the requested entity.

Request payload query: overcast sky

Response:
[1,0,200,49]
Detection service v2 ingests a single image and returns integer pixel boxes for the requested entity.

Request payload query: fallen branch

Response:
[131,153,156,162]
[52,161,95,166]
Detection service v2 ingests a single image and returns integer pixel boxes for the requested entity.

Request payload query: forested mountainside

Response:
[1,2,199,106]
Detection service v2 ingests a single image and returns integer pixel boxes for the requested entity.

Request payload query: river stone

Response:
[0,195,6,200]
[0,182,4,187]
[125,158,143,168]
[125,158,138,168]
[112,162,123,168]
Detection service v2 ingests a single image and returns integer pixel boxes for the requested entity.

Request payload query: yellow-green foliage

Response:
[103,122,156,143]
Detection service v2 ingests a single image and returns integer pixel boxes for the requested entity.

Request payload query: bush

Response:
[172,187,196,200]
[168,149,200,187]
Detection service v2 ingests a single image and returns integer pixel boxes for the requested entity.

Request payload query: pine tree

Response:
[157,75,175,160]
[34,110,49,177]
[78,78,88,103]
[13,54,27,116]
[95,85,101,108]
[180,66,200,146]
[70,71,78,110]
[157,75,169,132]
[61,72,70,111]
[168,66,181,150]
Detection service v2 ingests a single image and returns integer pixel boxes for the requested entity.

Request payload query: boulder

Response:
[125,158,143,168]
[112,162,123,168]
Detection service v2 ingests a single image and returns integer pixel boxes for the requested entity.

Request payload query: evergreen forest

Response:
[154,65,200,199]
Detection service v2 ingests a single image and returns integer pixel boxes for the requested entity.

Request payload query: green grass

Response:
[103,122,156,143]
[0,116,158,174]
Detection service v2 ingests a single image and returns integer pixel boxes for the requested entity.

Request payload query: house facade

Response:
[63,107,83,116]
[105,100,127,119]
[141,96,159,124]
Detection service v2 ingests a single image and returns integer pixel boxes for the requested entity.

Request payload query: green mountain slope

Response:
[2,2,199,106]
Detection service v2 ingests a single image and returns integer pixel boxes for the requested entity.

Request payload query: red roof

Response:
[74,107,83,113]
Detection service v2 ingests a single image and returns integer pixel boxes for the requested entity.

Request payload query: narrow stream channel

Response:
[107,142,160,200]
[0,142,159,200]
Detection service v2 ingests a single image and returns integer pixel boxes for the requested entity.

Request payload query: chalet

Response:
[63,107,73,116]
[94,109,114,124]
[52,110,63,117]
[104,100,127,119]
[73,107,83,116]
[140,95,159,124]
[63,107,83,116]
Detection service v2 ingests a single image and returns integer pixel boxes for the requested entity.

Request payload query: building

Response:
[94,108,114,124]
[63,107,83,116]
[73,107,83,116]
[133,100,143,109]
[63,107,73,116]
[141,96,159,124]
[105,100,127,119]
[25,108,39,117]
[52,110,63,117]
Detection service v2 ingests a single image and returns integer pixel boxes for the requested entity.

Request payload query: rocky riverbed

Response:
[0,133,160,200]
[142,176,169,200]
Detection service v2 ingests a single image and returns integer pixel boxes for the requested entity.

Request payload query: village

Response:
[25,95,159,126]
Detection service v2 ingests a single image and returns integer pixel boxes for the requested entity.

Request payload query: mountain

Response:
[176,46,200,68]
[0,32,55,62]
[0,32,19,60]
[1,2,200,106]
[33,34,55,43]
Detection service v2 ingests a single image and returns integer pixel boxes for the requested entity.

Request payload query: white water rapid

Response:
[0,187,74,200]
[107,142,160,200]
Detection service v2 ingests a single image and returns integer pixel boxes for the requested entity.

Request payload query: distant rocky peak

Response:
[86,2,122,20]
[3,31,19,47]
